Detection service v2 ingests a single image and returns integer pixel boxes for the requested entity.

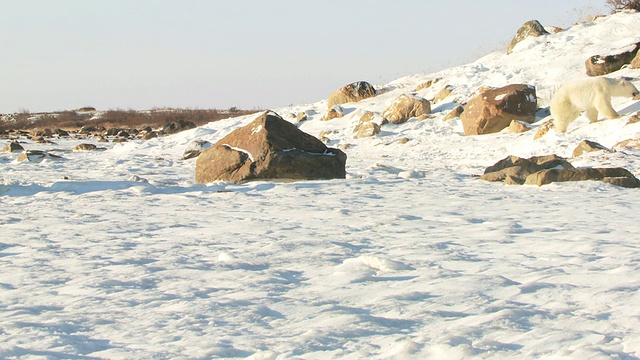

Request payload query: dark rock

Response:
[585,42,640,76]
[524,167,640,188]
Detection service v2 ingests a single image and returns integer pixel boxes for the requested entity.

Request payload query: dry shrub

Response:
[606,0,640,11]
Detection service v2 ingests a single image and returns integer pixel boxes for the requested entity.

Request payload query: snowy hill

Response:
[3,11,640,360]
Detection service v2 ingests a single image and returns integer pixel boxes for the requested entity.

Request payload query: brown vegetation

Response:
[606,0,640,11]
[0,107,261,131]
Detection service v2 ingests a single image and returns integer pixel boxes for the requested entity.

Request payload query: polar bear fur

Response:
[550,77,639,132]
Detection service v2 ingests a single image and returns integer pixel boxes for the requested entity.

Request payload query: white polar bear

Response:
[550,77,639,132]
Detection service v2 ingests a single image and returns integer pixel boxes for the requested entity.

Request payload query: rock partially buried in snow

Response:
[17,150,63,163]
[195,111,347,183]
[614,138,640,149]
[327,81,376,109]
[507,20,549,54]
[2,140,24,153]
[585,42,640,76]
[481,154,574,185]
[534,120,554,139]
[442,105,464,121]
[572,140,611,157]
[461,84,537,135]
[322,105,345,121]
[508,120,532,134]
[72,143,98,151]
[382,94,431,124]
[524,167,640,188]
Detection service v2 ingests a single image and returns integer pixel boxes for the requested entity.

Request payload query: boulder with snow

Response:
[534,120,554,139]
[161,120,196,135]
[585,42,640,76]
[382,94,431,125]
[195,111,347,183]
[181,140,213,160]
[507,20,549,54]
[460,84,537,135]
[323,105,346,121]
[327,81,376,109]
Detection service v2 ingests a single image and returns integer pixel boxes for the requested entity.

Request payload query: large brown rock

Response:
[524,167,640,188]
[195,111,347,183]
[461,84,537,135]
[507,20,550,54]
[586,42,640,76]
[327,81,376,109]
[382,94,431,125]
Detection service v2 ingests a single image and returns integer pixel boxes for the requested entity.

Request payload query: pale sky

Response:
[0,0,608,114]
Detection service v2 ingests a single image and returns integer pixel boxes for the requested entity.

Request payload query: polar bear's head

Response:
[614,78,640,98]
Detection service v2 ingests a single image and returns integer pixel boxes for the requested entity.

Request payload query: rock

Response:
[195,111,347,183]
[105,128,121,136]
[55,128,70,137]
[524,167,640,188]
[296,112,308,123]
[181,140,213,160]
[354,112,385,138]
[382,94,431,124]
[355,122,381,138]
[545,26,564,34]
[442,105,464,121]
[585,42,640,76]
[507,20,549,54]
[17,150,63,163]
[162,120,196,135]
[481,154,574,184]
[627,114,640,125]
[2,140,24,153]
[572,140,611,157]
[327,81,376,109]
[80,126,100,135]
[323,105,345,121]
[508,120,532,134]
[98,137,109,143]
[117,130,130,138]
[112,138,127,143]
[141,131,158,140]
[32,128,52,138]
[534,120,554,139]
[72,143,98,151]
[433,85,454,103]
[397,137,410,144]
[415,78,441,92]
[614,138,640,149]
[460,84,537,135]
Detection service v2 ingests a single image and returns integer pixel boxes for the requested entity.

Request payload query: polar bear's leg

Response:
[594,95,619,119]
[552,102,580,133]
[586,108,599,123]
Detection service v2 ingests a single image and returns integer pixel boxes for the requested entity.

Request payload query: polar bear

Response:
[550,77,639,132]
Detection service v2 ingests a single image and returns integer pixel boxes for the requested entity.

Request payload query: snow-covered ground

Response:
[3,11,640,360]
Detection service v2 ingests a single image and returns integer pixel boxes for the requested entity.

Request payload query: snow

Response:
[3,11,640,359]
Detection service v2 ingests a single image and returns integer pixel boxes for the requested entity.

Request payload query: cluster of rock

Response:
[481,139,640,188]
